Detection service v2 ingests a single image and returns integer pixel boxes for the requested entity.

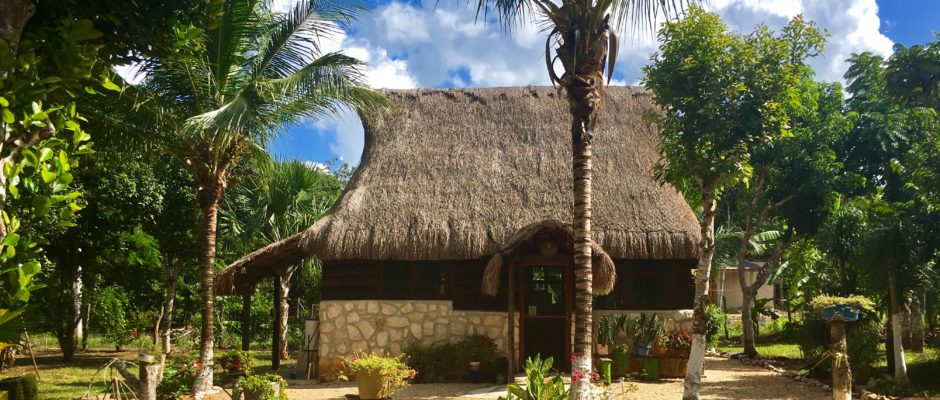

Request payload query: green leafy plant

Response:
[499,355,568,400]
[157,358,204,400]
[636,313,665,346]
[92,285,133,350]
[596,316,621,346]
[809,295,876,313]
[234,373,287,400]
[343,352,415,398]
[664,332,693,358]
[218,349,253,373]
[704,304,726,346]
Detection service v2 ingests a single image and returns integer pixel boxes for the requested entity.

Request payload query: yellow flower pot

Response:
[356,372,384,400]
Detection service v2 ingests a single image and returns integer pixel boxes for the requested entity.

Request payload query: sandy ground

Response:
[283,357,829,399]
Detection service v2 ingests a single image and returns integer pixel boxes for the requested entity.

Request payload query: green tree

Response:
[220,157,342,359]
[99,0,386,392]
[643,8,831,395]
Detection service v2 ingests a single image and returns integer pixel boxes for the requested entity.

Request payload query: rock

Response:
[423,322,434,336]
[344,303,354,311]
[390,343,402,355]
[326,306,341,319]
[408,313,423,322]
[348,311,360,323]
[416,303,428,312]
[390,329,403,341]
[337,343,348,355]
[409,323,422,338]
[356,320,375,339]
[381,303,397,315]
[401,303,414,313]
[376,332,389,347]
[347,324,362,340]
[387,317,409,328]
[484,315,502,326]
[367,302,379,313]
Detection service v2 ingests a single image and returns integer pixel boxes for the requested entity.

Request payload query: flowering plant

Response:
[157,358,204,399]
[342,352,415,398]
[570,355,601,384]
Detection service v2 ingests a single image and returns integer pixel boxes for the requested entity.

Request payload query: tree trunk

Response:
[193,180,223,397]
[241,292,252,351]
[911,290,925,352]
[81,302,91,351]
[739,287,757,358]
[683,183,718,400]
[830,321,851,400]
[158,261,182,382]
[887,270,909,386]
[0,0,35,81]
[902,302,912,349]
[570,133,593,400]
[278,267,295,361]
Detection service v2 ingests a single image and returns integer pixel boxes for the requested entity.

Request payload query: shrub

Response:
[405,335,500,383]
[218,349,253,373]
[343,352,414,398]
[705,304,725,346]
[499,355,568,400]
[234,373,287,400]
[0,374,39,400]
[93,285,133,350]
[157,358,204,400]
[797,309,882,382]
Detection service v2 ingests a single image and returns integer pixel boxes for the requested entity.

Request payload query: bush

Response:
[157,357,204,400]
[797,309,882,382]
[0,374,38,400]
[405,335,500,383]
[93,285,133,350]
[705,304,725,346]
[234,373,288,400]
[343,352,414,398]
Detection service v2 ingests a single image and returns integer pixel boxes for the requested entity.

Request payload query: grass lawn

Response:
[1,336,289,400]
[715,341,803,359]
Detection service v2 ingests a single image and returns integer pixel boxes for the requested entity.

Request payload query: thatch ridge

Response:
[215,86,700,295]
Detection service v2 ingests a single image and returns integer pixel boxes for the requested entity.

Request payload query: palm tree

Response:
[220,157,342,360]
[465,0,696,397]
[92,0,385,393]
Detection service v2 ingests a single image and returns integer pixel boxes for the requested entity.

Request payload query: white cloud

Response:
[277,0,898,165]
[303,160,332,174]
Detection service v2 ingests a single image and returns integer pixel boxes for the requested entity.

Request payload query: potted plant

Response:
[660,332,692,378]
[219,349,253,374]
[633,313,664,357]
[344,352,415,399]
[810,295,875,322]
[595,316,621,355]
[235,373,287,400]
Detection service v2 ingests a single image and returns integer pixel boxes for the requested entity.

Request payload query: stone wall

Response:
[317,300,516,377]
[316,300,694,378]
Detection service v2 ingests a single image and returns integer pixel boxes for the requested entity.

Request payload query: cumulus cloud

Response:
[262,0,900,164]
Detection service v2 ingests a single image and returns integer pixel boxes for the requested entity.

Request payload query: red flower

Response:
[571,371,583,382]
[130,330,138,337]
[570,354,577,361]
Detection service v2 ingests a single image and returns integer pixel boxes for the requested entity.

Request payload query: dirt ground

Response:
[284,357,830,400]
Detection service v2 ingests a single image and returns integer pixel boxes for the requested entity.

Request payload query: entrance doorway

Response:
[518,261,572,371]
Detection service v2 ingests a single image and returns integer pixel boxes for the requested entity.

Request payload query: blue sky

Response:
[267,0,940,168]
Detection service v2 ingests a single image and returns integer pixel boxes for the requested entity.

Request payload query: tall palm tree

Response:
[92,0,385,394]
[466,0,696,397]
[220,157,342,360]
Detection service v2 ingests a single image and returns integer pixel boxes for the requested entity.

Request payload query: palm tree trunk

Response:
[571,129,593,400]
[887,270,909,386]
[194,181,223,396]
[683,182,718,400]
[157,261,182,382]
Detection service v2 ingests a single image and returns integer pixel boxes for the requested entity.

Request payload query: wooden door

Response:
[518,260,572,371]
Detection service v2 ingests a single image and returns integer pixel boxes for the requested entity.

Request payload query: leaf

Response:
[102,78,121,92]
[40,168,56,184]
[39,147,54,162]
[58,150,69,172]
[607,30,619,84]
[0,97,8,107]
[1,109,13,124]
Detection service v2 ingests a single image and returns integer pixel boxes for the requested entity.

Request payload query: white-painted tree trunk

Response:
[684,334,707,399]
[888,271,909,386]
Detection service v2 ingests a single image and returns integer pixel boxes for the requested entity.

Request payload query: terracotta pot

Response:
[356,372,383,400]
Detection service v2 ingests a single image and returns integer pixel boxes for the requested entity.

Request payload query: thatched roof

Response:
[216,86,700,296]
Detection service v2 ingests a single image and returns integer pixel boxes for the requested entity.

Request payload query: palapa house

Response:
[216,86,701,376]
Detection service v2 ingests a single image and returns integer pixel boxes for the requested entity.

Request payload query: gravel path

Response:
[284,357,829,399]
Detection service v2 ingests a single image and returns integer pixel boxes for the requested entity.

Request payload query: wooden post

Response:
[272,274,281,371]
[830,321,851,400]
[507,261,516,379]
[241,291,252,351]
[139,357,160,400]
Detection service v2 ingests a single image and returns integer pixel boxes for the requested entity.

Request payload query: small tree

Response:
[644,8,827,397]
